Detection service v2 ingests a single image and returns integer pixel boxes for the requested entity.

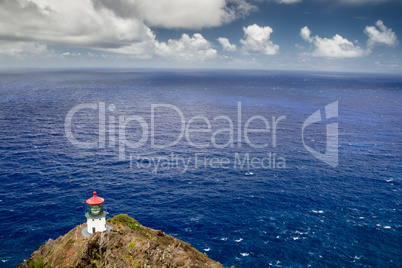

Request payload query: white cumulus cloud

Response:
[217,37,237,51]
[0,0,230,61]
[155,34,217,61]
[106,32,218,61]
[300,21,398,58]
[365,20,398,48]
[300,26,313,42]
[240,24,279,55]
[300,26,366,58]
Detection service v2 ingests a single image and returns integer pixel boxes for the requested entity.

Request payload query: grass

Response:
[28,257,51,268]
[112,214,142,231]
[144,232,157,241]
[112,214,157,241]
[128,241,135,250]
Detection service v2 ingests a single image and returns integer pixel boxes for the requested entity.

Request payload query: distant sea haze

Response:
[0,70,400,267]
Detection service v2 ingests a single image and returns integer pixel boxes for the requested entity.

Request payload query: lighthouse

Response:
[85,191,108,234]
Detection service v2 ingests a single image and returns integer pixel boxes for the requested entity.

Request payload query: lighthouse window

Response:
[88,204,103,216]
[91,205,100,215]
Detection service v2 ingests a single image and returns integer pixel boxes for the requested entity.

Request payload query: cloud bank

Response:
[300,20,398,58]
[0,0,265,61]
[92,0,237,29]
[0,0,399,70]
[0,0,241,61]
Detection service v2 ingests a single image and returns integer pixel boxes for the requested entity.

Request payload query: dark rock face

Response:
[18,214,223,268]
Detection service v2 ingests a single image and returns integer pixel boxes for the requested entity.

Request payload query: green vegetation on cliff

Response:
[18,214,223,268]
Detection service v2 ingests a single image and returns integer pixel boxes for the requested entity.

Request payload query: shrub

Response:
[113,214,141,231]
[28,257,50,268]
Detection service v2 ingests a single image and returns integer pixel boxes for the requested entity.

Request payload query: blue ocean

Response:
[0,69,401,267]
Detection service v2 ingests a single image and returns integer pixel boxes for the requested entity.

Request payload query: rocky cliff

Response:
[18,214,223,268]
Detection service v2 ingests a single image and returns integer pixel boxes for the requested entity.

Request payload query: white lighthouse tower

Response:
[85,191,108,234]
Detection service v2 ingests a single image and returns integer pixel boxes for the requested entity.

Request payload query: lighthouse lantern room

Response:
[85,191,108,234]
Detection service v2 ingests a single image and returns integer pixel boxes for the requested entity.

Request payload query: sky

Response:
[0,0,401,73]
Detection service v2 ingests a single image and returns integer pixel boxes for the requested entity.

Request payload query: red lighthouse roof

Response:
[86,191,104,205]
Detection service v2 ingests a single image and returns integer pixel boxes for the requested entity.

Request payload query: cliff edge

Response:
[18,214,223,268]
